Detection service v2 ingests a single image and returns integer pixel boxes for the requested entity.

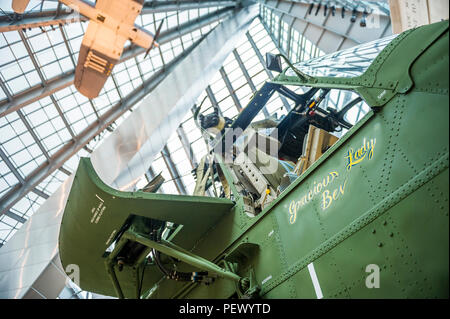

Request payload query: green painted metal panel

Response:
[58,21,448,298]
[59,158,234,297]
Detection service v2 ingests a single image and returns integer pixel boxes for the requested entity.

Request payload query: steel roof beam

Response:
[0,77,13,102]
[31,188,49,199]
[0,147,49,204]
[205,85,224,117]
[16,110,51,161]
[0,8,86,33]
[4,210,26,224]
[49,95,76,140]
[0,71,74,118]
[17,29,46,83]
[0,147,24,183]
[0,1,237,32]
[142,1,237,13]
[176,125,197,168]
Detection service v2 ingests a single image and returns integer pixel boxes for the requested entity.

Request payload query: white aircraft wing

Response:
[74,21,127,99]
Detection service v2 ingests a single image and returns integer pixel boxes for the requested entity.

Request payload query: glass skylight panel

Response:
[0,86,6,101]
[191,29,202,41]
[235,85,252,105]
[42,132,64,155]
[92,93,111,115]
[221,97,239,118]
[2,61,21,83]
[287,35,397,78]
[1,170,18,190]
[35,119,59,141]
[7,75,30,94]
[18,156,38,176]
[119,82,134,97]
[42,60,63,80]
[2,133,24,157]
[166,13,178,28]
[246,61,264,79]
[191,138,207,157]
[178,10,190,24]
[104,88,120,106]
[12,191,44,220]
[160,42,175,63]
[59,93,80,114]
[181,33,194,47]
[26,103,51,128]
[170,148,187,166]
[135,56,154,77]
[166,137,183,155]
[78,100,94,119]
[188,9,199,20]
[228,69,246,88]
[2,29,20,43]
[36,46,58,67]
[37,169,66,195]
[0,48,14,75]
[183,122,201,143]
[174,159,192,178]
[211,85,228,103]
[22,69,40,87]
[10,147,33,173]
[70,117,89,136]
[114,68,132,86]
[64,20,85,40]
[0,178,10,199]
[28,32,51,54]
[58,55,74,73]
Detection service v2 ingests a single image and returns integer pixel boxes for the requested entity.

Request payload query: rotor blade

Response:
[144,19,164,58]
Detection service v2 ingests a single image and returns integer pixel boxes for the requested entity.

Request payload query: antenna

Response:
[144,19,164,59]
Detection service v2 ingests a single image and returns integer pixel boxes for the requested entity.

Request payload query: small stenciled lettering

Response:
[90,194,106,224]
[365,264,380,288]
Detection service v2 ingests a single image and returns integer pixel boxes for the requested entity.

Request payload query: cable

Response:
[138,258,148,298]
[315,2,322,15]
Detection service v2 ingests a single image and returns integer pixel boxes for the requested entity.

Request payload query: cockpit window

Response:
[285,35,397,78]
